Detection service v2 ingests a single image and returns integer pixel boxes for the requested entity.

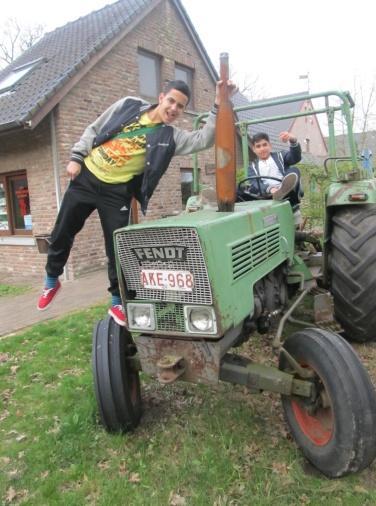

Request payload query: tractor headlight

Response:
[127,303,155,331]
[184,306,217,334]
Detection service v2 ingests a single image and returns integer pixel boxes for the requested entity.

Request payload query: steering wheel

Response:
[237,175,283,201]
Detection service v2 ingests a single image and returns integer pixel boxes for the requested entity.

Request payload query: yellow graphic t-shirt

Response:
[85,113,160,184]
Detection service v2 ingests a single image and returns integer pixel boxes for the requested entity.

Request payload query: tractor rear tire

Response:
[93,316,142,432]
[279,328,376,478]
[330,204,376,342]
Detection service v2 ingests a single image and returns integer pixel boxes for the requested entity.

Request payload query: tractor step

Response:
[157,355,185,384]
[313,292,343,333]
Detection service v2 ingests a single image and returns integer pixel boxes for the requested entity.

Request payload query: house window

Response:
[175,64,194,108]
[181,168,195,207]
[0,172,31,236]
[305,138,310,153]
[0,58,44,94]
[138,49,161,99]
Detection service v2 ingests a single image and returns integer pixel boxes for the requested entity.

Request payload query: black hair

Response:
[163,80,191,103]
[251,132,270,145]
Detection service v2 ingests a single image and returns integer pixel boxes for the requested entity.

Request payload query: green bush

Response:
[299,163,330,229]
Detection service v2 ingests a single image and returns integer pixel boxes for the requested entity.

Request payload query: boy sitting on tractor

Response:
[243,131,302,205]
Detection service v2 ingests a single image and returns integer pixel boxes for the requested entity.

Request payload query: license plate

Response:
[140,269,194,292]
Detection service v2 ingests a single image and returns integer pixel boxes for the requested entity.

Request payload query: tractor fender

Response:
[326,179,376,207]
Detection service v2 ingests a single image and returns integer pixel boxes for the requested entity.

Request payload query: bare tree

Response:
[0,18,45,68]
[331,74,376,155]
[230,67,265,102]
[353,78,376,151]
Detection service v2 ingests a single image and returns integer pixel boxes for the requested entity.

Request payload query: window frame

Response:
[174,63,194,109]
[180,167,199,207]
[137,49,162,100]
[0,170,32,237]
[0,58,45,94]
[305,137,311,153]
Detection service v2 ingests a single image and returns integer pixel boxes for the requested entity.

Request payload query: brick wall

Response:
[0,0,218,281]
[0,118,56,278]
[290,101,328,157]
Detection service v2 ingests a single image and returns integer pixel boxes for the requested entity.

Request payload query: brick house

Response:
[0,0,219,281]
[326,130,376,161]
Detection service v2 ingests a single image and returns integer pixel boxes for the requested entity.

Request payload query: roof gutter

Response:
[0,120,28,134]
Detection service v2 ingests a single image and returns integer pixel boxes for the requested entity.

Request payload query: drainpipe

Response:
[50,109,69,281]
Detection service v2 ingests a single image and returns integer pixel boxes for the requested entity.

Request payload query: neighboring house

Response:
[0,0,219,279]
[326,130,376,162]
[233,92,328,163]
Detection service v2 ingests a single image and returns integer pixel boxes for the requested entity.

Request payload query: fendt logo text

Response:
[131,246,188,262]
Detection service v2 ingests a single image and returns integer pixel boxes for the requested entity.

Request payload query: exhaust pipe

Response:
[215,52,237,212]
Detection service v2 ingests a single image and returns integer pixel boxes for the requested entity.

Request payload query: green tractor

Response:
[92,63,376,478]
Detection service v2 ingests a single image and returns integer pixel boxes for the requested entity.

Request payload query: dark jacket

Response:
[70,97,217,213]
[247,142,302,194]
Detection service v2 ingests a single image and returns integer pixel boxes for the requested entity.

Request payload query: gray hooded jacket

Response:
[70,96,217,213]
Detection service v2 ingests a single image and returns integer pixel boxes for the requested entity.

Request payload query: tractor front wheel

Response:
[92,316,142,432]
[330,205,376,342]
[279,328,376,478]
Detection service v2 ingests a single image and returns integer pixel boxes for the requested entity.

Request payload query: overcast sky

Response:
[2,0,375,131]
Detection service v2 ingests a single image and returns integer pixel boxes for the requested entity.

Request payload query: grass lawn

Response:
[1,304,376,505]
[0,284,32,298]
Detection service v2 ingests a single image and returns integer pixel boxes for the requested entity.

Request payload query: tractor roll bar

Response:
[192,90,357,194]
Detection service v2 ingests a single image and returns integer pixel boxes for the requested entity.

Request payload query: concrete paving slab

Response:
[0,269,109,337]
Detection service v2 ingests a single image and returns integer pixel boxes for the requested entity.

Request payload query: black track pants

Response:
[284,166,303,207]
[46,165,133,296]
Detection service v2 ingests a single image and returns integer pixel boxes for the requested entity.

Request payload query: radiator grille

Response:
[116,227,212,304]
[155,302,185,332]
[231,226,280,280]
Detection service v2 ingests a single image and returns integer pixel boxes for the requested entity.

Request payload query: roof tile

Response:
[0,0,153,131]
[233,91,306,150]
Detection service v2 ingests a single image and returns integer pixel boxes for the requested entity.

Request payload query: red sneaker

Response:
[108,305,127,326]
[37,281,61,311]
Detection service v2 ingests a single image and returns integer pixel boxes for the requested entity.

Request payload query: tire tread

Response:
[330,205,376,342]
